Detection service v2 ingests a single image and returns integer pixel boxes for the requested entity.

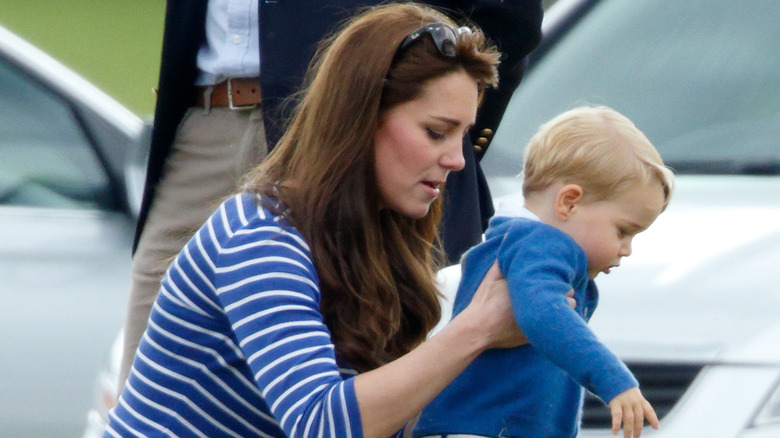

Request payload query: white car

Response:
[84,0,780,436]
[0,25,149,437]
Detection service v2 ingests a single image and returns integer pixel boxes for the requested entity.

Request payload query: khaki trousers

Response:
[118,107,267,391]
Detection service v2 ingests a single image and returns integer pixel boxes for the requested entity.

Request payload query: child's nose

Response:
[620,240,633,257]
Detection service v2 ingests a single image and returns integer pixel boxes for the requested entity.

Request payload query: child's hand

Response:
[607,387,659,438]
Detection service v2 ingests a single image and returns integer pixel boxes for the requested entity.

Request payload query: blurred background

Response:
[2,0,557,118]
[2,0,165,117]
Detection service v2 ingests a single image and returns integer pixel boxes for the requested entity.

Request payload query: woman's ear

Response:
[555,184,584,220]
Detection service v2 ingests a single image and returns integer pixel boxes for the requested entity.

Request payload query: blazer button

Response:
[476,136,489,146]
[480,128,493,137]
[473,145,483,153]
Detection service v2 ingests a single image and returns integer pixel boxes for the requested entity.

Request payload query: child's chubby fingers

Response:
[608,387,659,438]
[607,401,625,436]
[643,398,660,430]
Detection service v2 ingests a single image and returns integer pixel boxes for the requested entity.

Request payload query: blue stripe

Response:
[105,193,362,438]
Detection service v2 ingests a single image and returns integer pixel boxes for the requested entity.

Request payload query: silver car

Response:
[0,25,149,437]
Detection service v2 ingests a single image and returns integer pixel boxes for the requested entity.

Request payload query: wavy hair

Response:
[243,2,500,371]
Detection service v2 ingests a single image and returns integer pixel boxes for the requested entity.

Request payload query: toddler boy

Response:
[415,106,674,438]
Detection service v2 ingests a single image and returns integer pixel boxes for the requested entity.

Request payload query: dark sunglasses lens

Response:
[397,23,458,60]
[431,25,457,57]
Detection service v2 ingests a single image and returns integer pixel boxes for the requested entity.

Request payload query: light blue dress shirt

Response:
[196,0,260,85]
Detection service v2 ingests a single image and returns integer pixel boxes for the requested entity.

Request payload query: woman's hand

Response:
[353,262,577,438]
[462,262,527,349]
[458,262,578,350]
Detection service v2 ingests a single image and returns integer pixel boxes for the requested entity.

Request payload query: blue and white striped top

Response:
[105,193,375,437]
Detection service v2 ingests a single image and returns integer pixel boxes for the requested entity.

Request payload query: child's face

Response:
[561,182,665,279]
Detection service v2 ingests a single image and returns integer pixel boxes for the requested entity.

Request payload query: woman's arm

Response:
[217,204,524,437]
[355,263,526,438]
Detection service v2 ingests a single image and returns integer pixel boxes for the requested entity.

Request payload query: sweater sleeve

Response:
[213,214,363,437]
[497,222,638,403]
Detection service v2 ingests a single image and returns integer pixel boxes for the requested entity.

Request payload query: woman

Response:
[105,3,526,437]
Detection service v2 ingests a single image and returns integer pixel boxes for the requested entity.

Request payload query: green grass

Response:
[1,0,165,117]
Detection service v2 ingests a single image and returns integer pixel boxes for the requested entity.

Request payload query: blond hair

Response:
[522,106,674,208]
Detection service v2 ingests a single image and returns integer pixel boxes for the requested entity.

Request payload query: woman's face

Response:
[374,70,478,218]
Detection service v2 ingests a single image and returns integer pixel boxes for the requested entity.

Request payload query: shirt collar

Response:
[493,195,541,222]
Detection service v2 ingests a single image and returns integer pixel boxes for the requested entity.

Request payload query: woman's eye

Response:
[426,128,444,140]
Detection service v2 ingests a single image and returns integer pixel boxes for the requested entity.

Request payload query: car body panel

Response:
[0,24,148,437]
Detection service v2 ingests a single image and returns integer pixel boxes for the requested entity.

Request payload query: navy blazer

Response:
[135,0,543,263]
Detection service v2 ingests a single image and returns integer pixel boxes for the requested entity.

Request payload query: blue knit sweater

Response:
[415,209,637,438]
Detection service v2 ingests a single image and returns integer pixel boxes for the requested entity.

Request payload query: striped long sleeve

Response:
[105,193,364,438]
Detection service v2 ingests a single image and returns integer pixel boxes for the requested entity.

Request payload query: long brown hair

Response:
[243,2,500,371]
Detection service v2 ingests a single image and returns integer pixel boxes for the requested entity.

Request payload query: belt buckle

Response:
[227,78,258,111]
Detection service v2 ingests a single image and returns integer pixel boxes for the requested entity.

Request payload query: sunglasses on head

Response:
[391,22,471,65]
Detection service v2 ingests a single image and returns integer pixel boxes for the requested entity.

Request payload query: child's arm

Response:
[497,223,651,428]
[608,387,659,438]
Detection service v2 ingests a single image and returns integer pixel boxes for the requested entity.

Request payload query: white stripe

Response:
[195,226,218,271]
[124,379,208,437]
[174,245,222,313]
[233,223,311,251]
[102,426,123,438]
[207,216,225,253]
[264,357,335,395]
[302,399,322,437]
[220,238,309,260]
[135,348,275,437]
[236,194,249,225]
[339,383,354,438]
[273,373,336,415]
[318,407,326,438]
[245,331,329,365]
[164,263,213,318]
[224,290,315,313]
[253,344,336,384]
[219,202,236,239]
[215,255,309,274]
[218,271,318,294]
[327,387,337,438]
[240,320,323,349]
[143,325,273,421]
[279,382,331,431]
[107,401,154,438]
[151,305,248,377]
[130,370,234,437]
[232,304,312,330]
[256,200,267,220]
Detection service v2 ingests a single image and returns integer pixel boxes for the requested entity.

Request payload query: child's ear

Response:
[555,184,584,220]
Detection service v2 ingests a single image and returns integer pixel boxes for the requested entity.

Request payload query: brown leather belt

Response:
[195,77,261,109]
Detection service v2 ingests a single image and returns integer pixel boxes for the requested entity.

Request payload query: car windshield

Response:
[484,0,780,197]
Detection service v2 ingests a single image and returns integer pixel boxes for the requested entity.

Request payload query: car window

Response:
[485,0,780,197]
[0,59,111,209]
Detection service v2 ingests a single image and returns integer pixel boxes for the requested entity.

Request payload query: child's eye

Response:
[426,128,444,140]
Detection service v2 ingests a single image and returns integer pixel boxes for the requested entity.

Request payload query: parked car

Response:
[0,24,149,437]
[84,0,780,436]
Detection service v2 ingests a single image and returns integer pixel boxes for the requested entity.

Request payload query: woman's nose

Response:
[440,140,466,171]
